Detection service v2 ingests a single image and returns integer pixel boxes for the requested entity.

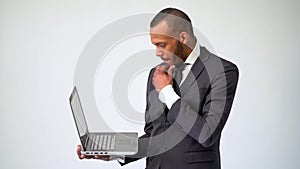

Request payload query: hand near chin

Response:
[152,65,175,92]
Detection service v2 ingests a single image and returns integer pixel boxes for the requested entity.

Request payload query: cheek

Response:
[165,44,177,56]
[170,47,180,60]
[163,50,176,60]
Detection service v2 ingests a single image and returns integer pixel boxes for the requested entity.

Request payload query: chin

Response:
[164,60,174,66]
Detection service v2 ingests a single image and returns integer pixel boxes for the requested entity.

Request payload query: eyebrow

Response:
[153,40,167,45]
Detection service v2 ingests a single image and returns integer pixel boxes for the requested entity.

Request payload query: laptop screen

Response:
[70,87,89,143]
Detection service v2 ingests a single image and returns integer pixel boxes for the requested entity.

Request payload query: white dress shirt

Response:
[159,40,200,109]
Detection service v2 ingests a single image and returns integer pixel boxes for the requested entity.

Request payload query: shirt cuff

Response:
[159,84,180,109]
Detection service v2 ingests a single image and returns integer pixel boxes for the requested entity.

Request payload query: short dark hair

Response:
[150,8,194,36]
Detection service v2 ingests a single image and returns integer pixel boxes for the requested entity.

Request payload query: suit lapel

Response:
[180,46,210,96]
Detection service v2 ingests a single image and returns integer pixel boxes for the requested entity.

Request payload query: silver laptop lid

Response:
[69,87,89,150]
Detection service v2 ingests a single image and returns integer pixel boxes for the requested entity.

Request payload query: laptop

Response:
[69,86,138,156]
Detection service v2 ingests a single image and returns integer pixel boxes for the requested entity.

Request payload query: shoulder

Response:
[202,47,238,73]
[200,47,239,84]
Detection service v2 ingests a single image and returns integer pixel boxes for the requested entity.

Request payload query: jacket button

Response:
[165,122,170,127]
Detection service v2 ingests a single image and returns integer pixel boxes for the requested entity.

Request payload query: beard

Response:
[174,40,185,63]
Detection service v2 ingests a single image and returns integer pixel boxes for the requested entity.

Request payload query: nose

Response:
[156,47,163,56]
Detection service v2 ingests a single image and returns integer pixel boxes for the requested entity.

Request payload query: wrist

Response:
[159,85,180,109]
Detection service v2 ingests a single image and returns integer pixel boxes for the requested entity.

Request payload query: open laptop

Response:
[69,86,138,156]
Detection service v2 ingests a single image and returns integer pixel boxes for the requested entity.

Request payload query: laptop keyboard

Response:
[88,134,116,150]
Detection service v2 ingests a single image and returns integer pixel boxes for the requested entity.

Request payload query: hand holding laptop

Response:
[70,87,138,160]
[77,145,110,161]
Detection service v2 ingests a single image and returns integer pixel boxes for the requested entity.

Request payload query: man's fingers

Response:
[154,66,164,78]
[168,65,175,77]
[77,145,91,159]
[101,156,110,161]
[159,65,169,71]
[77,145,82,151]
[155,66,162,74]
[77,145,111,160]
[156,65,169,72]
[77,145,83,159]
[95,155,109,159]
[104,156,110,161]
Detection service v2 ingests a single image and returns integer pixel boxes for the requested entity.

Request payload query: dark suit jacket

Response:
[121,46,239,169]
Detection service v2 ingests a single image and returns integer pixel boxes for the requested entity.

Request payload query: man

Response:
[77,8,239,169]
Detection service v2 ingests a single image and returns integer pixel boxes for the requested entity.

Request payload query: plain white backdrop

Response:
[1,0,299,169]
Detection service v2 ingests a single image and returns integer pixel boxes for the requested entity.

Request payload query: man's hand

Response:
[152,65,175,92]
[77,145,110,161]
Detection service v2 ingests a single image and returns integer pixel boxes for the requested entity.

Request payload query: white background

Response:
[1,0,299,169]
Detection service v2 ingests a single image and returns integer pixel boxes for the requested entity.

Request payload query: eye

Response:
[157,43,166,48]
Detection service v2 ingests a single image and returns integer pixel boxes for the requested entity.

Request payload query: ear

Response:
[179,32,189,45]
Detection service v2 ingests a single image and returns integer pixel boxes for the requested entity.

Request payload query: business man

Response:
[77,8,239,169]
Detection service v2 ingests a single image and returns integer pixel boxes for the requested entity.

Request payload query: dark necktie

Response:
[172,62,186,96]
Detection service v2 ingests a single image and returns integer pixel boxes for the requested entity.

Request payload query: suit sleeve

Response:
[119,69,155,165]
[167,61,239,147]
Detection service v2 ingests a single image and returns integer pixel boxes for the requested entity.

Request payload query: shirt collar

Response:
[184,39,200,65]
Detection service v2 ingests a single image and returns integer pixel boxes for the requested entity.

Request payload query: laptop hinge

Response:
[80,133,89,151]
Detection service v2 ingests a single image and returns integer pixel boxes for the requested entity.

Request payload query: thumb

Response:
[168,65,176,77]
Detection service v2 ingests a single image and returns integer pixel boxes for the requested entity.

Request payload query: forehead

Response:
[150,20,171,34]
[150,21,176,43]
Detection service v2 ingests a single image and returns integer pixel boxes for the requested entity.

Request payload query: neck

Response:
[182,36,196,61]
